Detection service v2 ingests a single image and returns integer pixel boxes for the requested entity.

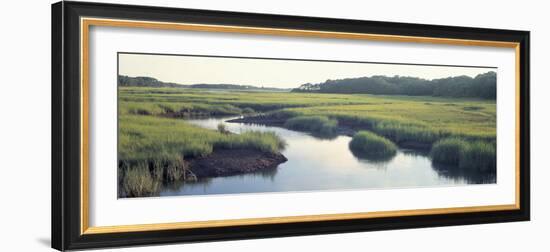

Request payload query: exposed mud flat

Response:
[189,148,288,178]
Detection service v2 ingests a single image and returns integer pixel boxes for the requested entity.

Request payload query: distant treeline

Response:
[292,71,496,99]
[118,75,184,88]
[118,75,287,91]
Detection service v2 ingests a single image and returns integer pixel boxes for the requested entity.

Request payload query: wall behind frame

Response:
[0,0,546,251]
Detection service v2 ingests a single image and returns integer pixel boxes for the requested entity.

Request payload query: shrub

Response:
[349,131,397,160]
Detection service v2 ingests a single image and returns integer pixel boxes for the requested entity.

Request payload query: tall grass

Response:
[276,109,494,148]
[278,95,495,146]
[121,162,159,197]
[119,86,373,111]
[430,138,496,172]
[430,138,466,164]
[349,131,397,160]
[118,87,497,195]
[121,86,496,147]
[119,115,286,161]
[459,141,496,172]
[122,101,243,117]
[284,116,338,136]
[118,113,286,197]
[372,122,443,146]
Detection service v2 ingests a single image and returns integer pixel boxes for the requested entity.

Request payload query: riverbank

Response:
[117,87,497,197]
[227,114,429,149]
[119,147,288,198]
[188,148,287,177]
[228,114,357,137]
[117,113,288,198]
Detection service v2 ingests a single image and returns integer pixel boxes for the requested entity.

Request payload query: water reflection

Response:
[349,147,397,164]
[159,116,495,196]
[431,163,496,184]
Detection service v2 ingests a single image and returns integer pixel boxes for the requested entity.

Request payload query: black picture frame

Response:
[52,1,530,251]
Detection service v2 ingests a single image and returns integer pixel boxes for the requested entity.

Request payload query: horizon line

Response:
[118,70,496,90]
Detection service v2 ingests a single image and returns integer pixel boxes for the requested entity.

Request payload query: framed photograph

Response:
[52,1,530,250]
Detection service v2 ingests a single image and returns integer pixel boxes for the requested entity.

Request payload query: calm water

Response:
[159,117,495,196]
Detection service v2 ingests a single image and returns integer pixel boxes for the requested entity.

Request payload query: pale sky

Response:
[118,53,495,89]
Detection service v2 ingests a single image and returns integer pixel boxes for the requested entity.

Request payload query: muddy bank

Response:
[188,148,288,178]
[118,148,287,198]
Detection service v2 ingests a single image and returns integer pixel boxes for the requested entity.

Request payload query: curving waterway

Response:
[159,116,495,196]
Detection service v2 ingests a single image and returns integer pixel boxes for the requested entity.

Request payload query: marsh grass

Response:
[463,106,484,111]
[119,114,286,159]
[120,87,496,146]
[349,131,397,160]
[121,162,159,197]
[430,138,466,164]
[279,101,495,147]
[217,123,229,134]
[459,141,496,172]
[430,138,496,172]
[284,116,338,136]
[117,87,497,196]
[118,109,286,197]
[124,101,243,117]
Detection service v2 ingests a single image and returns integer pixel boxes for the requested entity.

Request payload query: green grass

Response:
[430,138,496,172]
[284,115,338,136]
[120,162,159,197]
[349,131,397,160]
[120,87,496,145]
[118,99,287,197]
[122,101,243,117]
[119,115,286,161]
[459,141,496,172]
[430,138,466,164]
[118,87,497,196]
[119,86,373,113]
[119,86,496,156]
[278,97,495,146]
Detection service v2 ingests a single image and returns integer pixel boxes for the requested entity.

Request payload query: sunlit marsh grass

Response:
[119,115,286,162]
[284,115,338,136]
[118,87,497,196]
[349,131,397,160]
[430,138,496,172]
[120,87,495,143]
[118,94,287,197]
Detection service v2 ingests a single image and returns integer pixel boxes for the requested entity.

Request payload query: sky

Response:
[118,53,495,89]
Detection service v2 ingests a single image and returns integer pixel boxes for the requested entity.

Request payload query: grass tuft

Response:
[349,131,397,160]
[284,116,338,136]
[430,138,466,165]
[430,138,496,172]
[459,141,496,172]
[121,162,159,197]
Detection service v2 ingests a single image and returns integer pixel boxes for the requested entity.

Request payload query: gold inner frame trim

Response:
[80,17,522,235]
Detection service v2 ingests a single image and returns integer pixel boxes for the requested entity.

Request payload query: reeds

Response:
[430,138,496,171]
[349,131,397,160]
[284,115,338,136]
